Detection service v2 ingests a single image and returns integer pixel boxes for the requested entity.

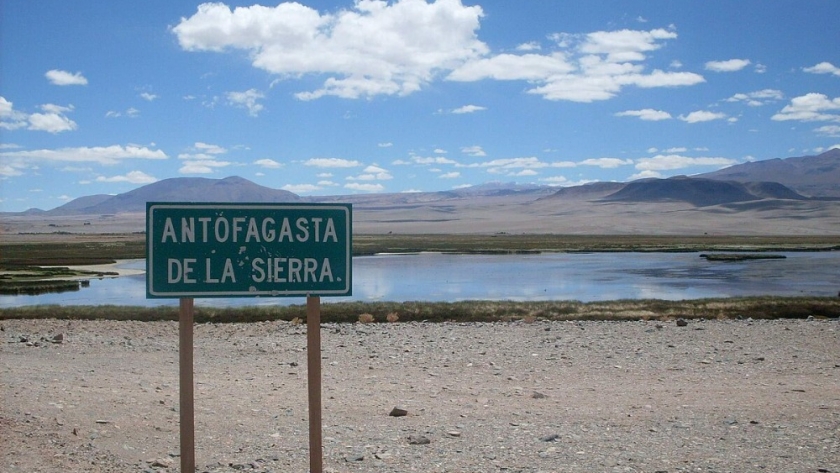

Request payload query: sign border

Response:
[146,202,352,298]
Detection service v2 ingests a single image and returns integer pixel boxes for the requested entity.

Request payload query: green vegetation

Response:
[2,297,838,323]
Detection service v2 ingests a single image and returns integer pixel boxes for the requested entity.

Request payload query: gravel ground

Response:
[2,317,839,473]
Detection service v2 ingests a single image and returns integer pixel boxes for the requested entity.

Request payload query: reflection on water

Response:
[1,252,838,308]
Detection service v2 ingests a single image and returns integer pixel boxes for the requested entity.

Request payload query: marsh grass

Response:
[2,297,838,324]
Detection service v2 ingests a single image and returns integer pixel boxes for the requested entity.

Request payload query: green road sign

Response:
[146,203,352,298]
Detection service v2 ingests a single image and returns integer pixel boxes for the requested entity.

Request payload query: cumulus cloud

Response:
[174,5,702,103]
[254,158,282,168]
[460,145,486,157]
[1,99,79,133]
[439,171,460,179]
[0,145,167,165]
[679,110,728,123]
[282,183,322,193]
[347,164,393,181]
[614,109,672,121]
[226,89,265,116]
[345,182,384,192]
[815,125,840,137]
[174,1,487,100]
[772,93,840,122]
[45,69,88,86]
[704,59,751,72]
[140,92,159,101]
[452,104,487,114]
[304,157,362,168]
[95,170,158,184]
[579,157,633,168]
[725,89,784,106]
[635,154,737,171]
[178,142,232,174]
[450,28,704,102]
[804,62,840,77]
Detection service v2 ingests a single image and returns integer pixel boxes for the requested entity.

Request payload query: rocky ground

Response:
[2,317,839,472]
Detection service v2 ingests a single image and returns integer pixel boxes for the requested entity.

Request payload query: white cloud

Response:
[0,97,28,130]
[804,62,840,77]
[140,92,159,101]
[579,157,633,168]
[815,125,840,137]
[179,159,231,174]
[345,182,384,192]
[614,109,672,121]
[635,154,737,171]
[0,145,167,164]
[174,1,487,100]
[450,27,704,102]
[304,157,362,168]
[254,158,282,168]
[411,156,457,165]
[226,89,264,116]
[194,142,227,154]
[45,69,88,86]
[772,93,840,122]
[516,41,541,51]
[704,59,751,72]
[282,183,322,193]
[629,169,663,180]
[679,110,727,123]
[725,89,784,106]
[0,163,24,177]
[452,104,487,114]
[439,171,460,179]
[348,164,393,181]
[434,148,447,154]
[377,142,393,148]
[95,170,158,184]
[461,145,486,157]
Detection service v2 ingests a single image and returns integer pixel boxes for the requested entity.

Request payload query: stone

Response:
[408,435,431,445]
[540,433,560,442]
[51,333,64,343]
[676,318,688,327]
[531,391,548,399]
[389,406,408,417]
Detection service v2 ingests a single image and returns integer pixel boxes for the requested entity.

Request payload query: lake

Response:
[1,251,838,308]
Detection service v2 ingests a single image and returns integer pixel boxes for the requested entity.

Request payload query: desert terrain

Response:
[2,317,839,472]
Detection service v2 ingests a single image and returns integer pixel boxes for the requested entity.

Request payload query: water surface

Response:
[1,252,837,308]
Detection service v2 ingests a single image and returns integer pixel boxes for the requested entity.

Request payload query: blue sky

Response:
[1,0,839,212]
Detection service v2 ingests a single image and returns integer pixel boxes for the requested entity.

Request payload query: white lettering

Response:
[279,218,293,242]
[232,217,245,243]
[167,258,182,282]
[296,217,309,242]
[251,258,265,282]
[205,259,219,283]
[214,218,229,242]
[181,217,195,243]
[262,217,275,242]
[221,258,235,283]
[162,218,177,243]
[198,217,211,243]
[319,258,333,282]
[245,218,260,243]
[323,218,337,242]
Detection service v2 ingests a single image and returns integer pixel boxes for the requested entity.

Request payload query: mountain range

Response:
[3,149,839,235]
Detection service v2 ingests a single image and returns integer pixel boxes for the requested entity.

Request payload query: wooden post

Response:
[179,298,196,473]
[306,295,323,473]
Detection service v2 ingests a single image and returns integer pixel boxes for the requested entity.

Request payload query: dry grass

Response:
[2,297,838,324]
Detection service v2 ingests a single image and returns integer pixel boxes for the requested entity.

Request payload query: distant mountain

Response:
[601,176,807,207]
[698,148,840,197]
[45,176,301,216]
[539,181,625,201]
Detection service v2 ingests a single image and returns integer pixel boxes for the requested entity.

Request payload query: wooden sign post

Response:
[146,203,351,473]
[179,298,196,473]
[307,295,323,473]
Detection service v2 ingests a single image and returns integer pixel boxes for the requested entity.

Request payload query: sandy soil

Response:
[2,317,839,472]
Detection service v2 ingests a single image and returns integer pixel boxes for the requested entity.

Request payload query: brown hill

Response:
[699,148,840,197]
